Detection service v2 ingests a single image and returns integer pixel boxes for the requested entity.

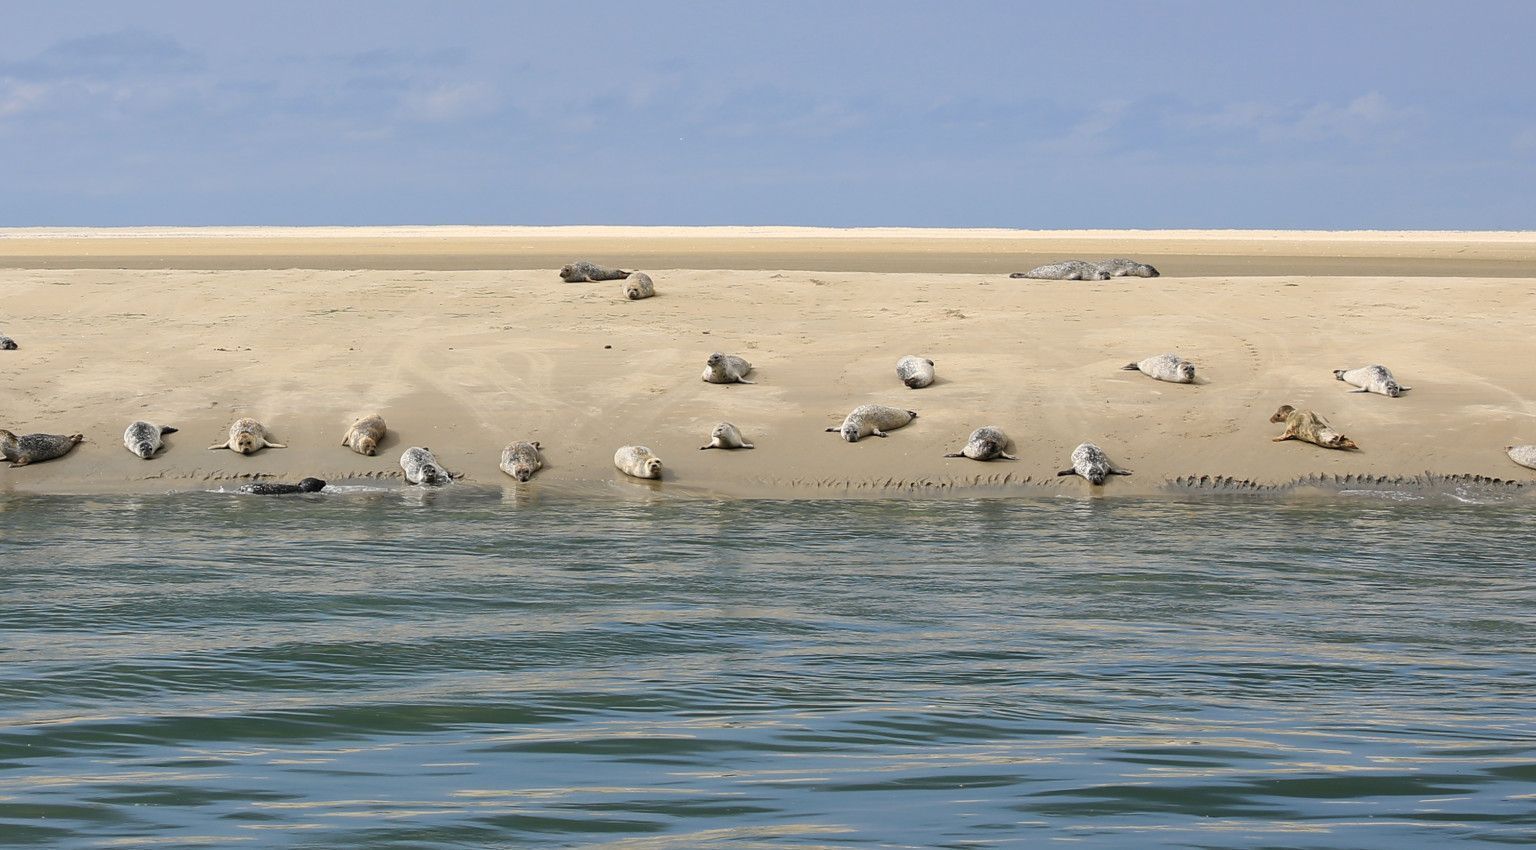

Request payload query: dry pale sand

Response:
[2,227,1534,498]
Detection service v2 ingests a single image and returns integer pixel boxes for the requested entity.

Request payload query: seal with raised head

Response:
[1507,445,1536,470]
[560,261,632,282]
[623,272,655,300]
[702,352,754,384]
[1333,365,1411,398]
[826,404,918,442]
[1010,260,1111,281]
[700,422,754,450]
[0,333,16,350]
[0,430,84,467]
[945,426,1017,461]
[1056,442,1132,484]
[238,477,326,495]
[615,445,663,479]
[341,414,387,456]
[400,446,452,486]
[1095,258,1160,278]
[895,355,936,389]
[499,441,543,482]
[1269,405,1359,450]
[122,421,178,460]
[208,418,286,455]
[1122,353,1197,383]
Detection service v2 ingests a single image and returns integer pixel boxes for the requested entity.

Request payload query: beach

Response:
[2,227,1534,497]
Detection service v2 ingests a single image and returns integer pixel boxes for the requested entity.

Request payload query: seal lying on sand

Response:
[341,414,387,456]
[896,355,936,389]
[208,418,286,455]
[1095,258,1160,278]
[400,447,452,486]
[0,333,16,350]
[238,477,326,495]
[560,261,632,282]
[499,441,543,481]
[1334,365,1411,397]
[700,422,754,450]
[827,404,918,442]
[1269,405,1359,450]
[945,426,1016,461]
[1057,442,1132,484]
[0,430,83,467]
[623,272,655,300]
[1123,353,1197,383]
[1505,445,1536,470]
[1010,260,1111,281]
[615,445,663,479]
[123,421,178,459]
[702,352,754,384]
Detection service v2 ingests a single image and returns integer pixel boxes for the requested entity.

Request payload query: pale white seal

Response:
[944,426,1016,461]
[1122,353,1196,383]
[1333,365,1410,398]
[341,414,387,456]
[623,272,655,300]
[499,441,543,482]
[1507,445,1536,470]
[1010,261,1111,281]
[1056,442,1132,485]
[702,352,754,384]
[895,355,936,389]
[700,422,754,450]
[122,421,178,460]
[0,430,83,467]
[207,418,286,455]
[1095,258,1160,278]
[614,445,663,479]
[826,404,918,442]
[560,261,632,282]
[400,446,452,486]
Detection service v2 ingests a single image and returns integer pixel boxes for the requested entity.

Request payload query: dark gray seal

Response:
[700,422,754,450]
[560,261,632,282]
[1010,261,1111,281]
[826,404,918,442]
[0,430,84,467]
[623,272,655,300]
[945,426,1016,461]
[0,333,16,350]
[1333,365,1411,398]
[895,355,935,389]
[238,477,327,495]
[400,446,452,486]
[123,421,178,459]
[1056,442,1132,485]
[702,352,754,384]
[1095,258,1160,277]
[1122,353,1197,383]
[499,441,543,482]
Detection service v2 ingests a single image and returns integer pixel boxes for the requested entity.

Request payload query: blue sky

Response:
[2,2,1532,228]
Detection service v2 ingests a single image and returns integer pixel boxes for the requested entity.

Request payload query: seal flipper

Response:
[159,426,178,435]
[699,444,717,450]
[265,441,288,449]
[1347,387,1368,393]
[1056,468,1075,477]
[1109,467,1133,476]
[943,451,965,457]
[740,442,755,449]
[208,442,231,450]
[999,452,1018,460]
[1122,362,1140,371]
[825,426,839,432]
[735,377,756,384]
[872,429,888,437]
[1398,386,1413,393]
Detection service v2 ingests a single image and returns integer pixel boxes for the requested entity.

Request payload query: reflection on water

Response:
[1,494,1533,848]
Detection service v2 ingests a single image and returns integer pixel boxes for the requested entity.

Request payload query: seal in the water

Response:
[945,426,1017,461]
[341,414,387,456]
[1009,260,1111,281]
[1333,365,1411,398]
[1122,353,1197,383]
[208,418,286,455]
[702,352,754,384]
[0,333,16,350]
[560,261,632,282]
[1094,258,1160,278]
[895,355,936,389]
[400,446,452,486]
[615,445,663,479]
[238,477,326,495]
[1269,405,1359,450]
[1056,442,1132,485]
[700,422,754,450]
[0,430,84,467]
[122,421,178,460]
[623,272,655,300]
[499,441,543,482]
[1507,445,1536,470]
[826,404,918,442]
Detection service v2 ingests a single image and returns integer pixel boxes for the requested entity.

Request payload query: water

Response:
[1,489,1533,848]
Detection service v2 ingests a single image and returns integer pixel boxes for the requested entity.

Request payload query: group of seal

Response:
[1011,258,1160,280]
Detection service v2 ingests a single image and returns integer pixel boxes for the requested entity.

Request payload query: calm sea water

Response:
[1,488,1533,849]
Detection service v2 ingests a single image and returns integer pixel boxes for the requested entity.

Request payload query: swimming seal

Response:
[400,446,452,486]
[1122,353,1197,383]
[560,261,632,282]
[1269,405,1359,450]
[208,418,286,455]
[895,355,936,389]
[614,445,663,479]
[341,414,387,456]
[826,404,918,442]
[1333,365,1411,398]
[944,426,1017,461]
[122,421,178,459]
[1507,445,1536,470]
[499,441,543,482]
[700,422,754,450]
[0,430,84,467]
[623,272,655,300]
[1095,258,1160,278]
[238,477,326,495]
[0,333,16,350]
[702,352,754,384]
[1010,260,1111,281]
[1056,442,1132,485]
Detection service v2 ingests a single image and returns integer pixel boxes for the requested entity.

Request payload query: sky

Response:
[2,1,1533,228]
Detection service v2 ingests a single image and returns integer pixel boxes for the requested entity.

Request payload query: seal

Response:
[895,355,936,389]
[1269,405,1359,450]
[341,414,387,456]
[1094,258,1160,278]
[237,477,326,495]
[0,430,84,467]
[400,446,452,486]
[122,420,178,460]
[700,422,754,450]
[0,333,16,350]
[623,272,655,300]
[1333,365,1411,398]
[1507,445,1536,470]
[945,426,1017,461]
[560,261,632,283]
[826,404,918,442]
[499,440,544,481]
[1009,260,1111,281]
[702,352,754,384]
[208,418,286,455]
[1122,353,1197,383]
[1056,442,1132,484]
[614,445,663,479]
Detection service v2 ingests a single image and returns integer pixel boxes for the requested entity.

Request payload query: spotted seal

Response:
[237,477,326,495]
[895,355,936,389]
[623,272,655,300]
[1056,442,1132,484]
[560,261,632,282]
[208,418,286,455]
[1333,365,1411,398]
[702,352,754,384]
[1505,445,1536,471]
[341,414,387,456]
[826,404,918,442]
[0,430,84,467]
[1009,260,1111,281]
[499,440,544,481]
[700,422,754,450]
[1122,353,1196,383]
[614,445,663,479]
[1269,405,1359,450]
[0,333,16,350]
[122,421,178,460]
[944,426,1016,461]
[400,446,452,486]
[1094,258,1160,278]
